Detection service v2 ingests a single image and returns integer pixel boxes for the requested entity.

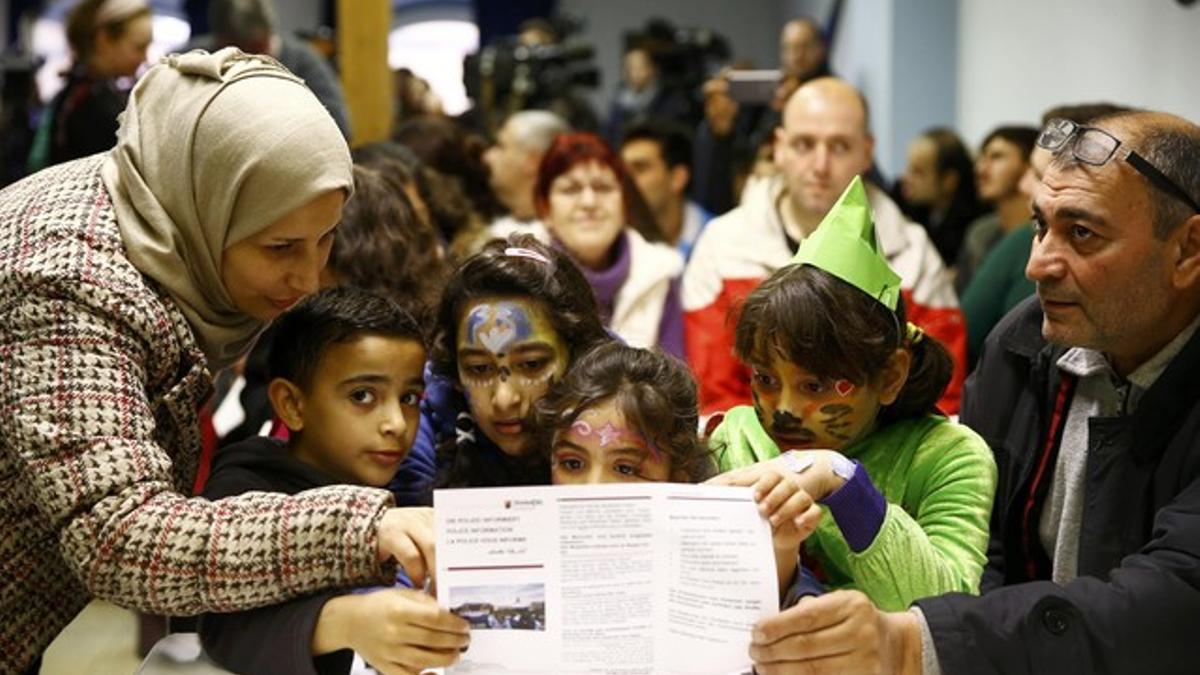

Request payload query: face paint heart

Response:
[834,379,856,397]
[468,304,535,356]
[479,320,516,354]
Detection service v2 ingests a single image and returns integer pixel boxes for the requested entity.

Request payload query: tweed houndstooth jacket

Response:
[0,155,394,672]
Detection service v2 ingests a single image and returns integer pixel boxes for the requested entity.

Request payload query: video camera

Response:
[467,40,599,104]
[624,18,730,95]
[464,13,600,130]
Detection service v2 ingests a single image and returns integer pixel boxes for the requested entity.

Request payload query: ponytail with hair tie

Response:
[905,322,926,345]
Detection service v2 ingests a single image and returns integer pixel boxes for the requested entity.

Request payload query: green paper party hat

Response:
[790,175,901,310]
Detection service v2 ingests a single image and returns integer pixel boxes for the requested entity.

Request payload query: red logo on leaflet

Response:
[504,499,543,510]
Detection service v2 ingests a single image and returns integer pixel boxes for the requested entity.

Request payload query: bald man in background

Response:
[484,110,571,230]
[691,18,832,215]
[683,78,966,419]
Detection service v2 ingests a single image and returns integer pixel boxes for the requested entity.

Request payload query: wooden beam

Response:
[337,0,392,147]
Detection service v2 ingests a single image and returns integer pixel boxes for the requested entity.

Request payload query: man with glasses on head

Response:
[745,110,1200,675]
[961,103,1129,365]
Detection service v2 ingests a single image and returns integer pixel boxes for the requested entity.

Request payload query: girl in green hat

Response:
[708,177,996,611]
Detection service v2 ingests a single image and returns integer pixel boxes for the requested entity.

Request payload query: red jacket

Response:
[682,176,967,417]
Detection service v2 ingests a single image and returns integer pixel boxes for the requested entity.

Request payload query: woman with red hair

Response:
[532,132,685,357]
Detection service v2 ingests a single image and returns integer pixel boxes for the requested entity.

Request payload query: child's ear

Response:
[267,377,306,432]
[877,348,912,406]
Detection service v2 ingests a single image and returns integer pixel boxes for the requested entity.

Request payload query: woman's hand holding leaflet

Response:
[377,507,436,587]
[314,588,470,675]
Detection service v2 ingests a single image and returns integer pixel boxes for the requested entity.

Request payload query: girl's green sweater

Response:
[712,407,997,611]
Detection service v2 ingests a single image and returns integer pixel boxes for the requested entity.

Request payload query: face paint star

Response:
[596,422,622,447]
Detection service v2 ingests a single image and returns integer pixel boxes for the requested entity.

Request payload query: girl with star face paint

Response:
[409,235,611,495]
[709,178,997,612]
[536,342,825,598]
[536,343,715,486]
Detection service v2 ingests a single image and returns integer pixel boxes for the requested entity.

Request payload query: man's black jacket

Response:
[915,297,1200,674]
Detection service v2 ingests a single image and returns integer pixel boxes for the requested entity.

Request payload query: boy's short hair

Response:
[268,286,424,388]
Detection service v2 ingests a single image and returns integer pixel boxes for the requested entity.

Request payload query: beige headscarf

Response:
[101,48,353,370]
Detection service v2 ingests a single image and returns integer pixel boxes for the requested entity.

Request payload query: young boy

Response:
[199,286,469,675]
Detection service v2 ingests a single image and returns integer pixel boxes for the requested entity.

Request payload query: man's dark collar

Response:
[996,296,1200,463]
[995,295,1057,361]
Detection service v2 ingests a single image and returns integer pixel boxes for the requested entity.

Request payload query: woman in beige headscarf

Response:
[0,49,462,674]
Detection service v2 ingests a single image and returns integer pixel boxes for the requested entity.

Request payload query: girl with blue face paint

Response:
[455,297,570,456]
[389,234,611,501]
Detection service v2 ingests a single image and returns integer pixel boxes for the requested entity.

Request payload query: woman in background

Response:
[535,132,685,357]
[33,0,153,169]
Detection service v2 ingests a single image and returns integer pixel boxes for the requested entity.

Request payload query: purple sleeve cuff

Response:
[818,461,887,553]
[657,277,686,360]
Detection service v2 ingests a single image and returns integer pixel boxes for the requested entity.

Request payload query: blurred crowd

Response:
[5,2,1200,673]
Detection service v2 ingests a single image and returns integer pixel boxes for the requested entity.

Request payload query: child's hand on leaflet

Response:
[707,459,824,593]
[707,459,824,551]
[313,588,470,675]
[377,507,436,585]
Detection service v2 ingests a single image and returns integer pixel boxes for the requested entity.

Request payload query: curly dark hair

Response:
[535,342,716,483]
[327,165,447,323]
[430,234,611,382]
[734,264,953,424]
[393,116,502,221]
[352,141,479,250]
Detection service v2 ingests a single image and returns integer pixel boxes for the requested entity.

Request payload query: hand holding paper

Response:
[314,588,469,675]
[707,458,824,592]
[711,449,852,501]
[377,507,437,585]
[749,590,922,675]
